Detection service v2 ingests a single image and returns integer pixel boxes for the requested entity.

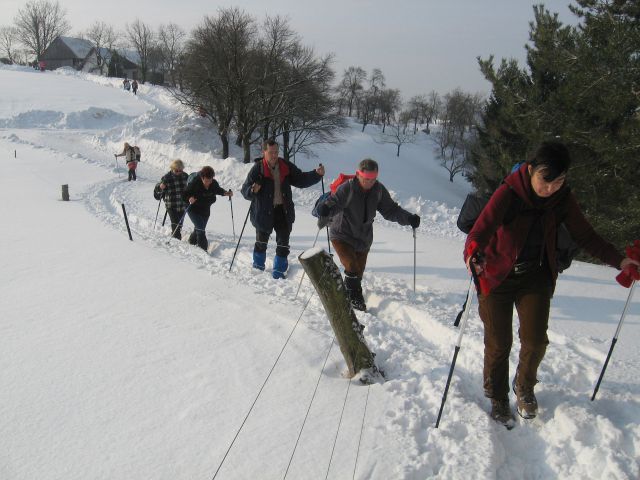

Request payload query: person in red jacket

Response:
[465,141,639,428]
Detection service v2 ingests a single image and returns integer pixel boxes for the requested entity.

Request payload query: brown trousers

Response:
[478,264,552,399]
[331,239,369,277]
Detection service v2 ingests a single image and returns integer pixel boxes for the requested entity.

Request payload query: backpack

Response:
[456,188,579,272]
[187,172,199,187]
[133,146,141,161]
[311,174,355,217]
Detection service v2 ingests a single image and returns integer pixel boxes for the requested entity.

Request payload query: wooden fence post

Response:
[298,248,378,379]
[61,184,69,201]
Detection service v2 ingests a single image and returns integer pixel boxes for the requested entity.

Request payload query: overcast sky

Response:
[4,0,577,98]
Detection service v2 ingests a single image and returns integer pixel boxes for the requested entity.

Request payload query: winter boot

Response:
[252,250,266,271]
[344,272,366,311]
[272,255,288,279]
[513,376,538,419]
[490,397,515,429]
[188,231,198,246]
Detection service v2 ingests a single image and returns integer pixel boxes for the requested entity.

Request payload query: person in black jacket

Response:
[154,159,188,239]
[182,166,232,251]
[241,138,324,278]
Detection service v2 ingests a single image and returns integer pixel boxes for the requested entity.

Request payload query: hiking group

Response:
[147,138,637,430]
[122,78,138,94]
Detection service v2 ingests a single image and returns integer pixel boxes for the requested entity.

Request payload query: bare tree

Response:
[14,0,70,61]
[357,68,386,131]
[84,21,116,75]
[378,88,401,133]
[376,114,416,157]
[336,66,367,117]
[433,89,483,181]
[157,23,185,87]
[407,95,427,133]
[172,8,256,159]
[125,19,155,83]
[423,90,442,133]
[0,26,20,63]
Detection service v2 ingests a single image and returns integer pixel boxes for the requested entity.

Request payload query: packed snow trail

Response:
[1,66,638,479]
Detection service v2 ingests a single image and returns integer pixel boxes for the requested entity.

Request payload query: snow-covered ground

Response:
[0,66,638,480]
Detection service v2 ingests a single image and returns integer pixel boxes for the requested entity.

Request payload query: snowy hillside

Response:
[0,66,638,480]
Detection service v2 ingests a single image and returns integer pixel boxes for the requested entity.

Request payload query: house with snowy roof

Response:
[41,36,140,80]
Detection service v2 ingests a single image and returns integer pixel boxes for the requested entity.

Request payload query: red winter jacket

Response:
[464,164,623,295]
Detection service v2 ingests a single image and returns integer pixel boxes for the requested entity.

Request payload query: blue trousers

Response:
[187,210,209,250]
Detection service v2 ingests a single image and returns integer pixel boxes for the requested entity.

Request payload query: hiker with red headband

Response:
[315,158,420,311]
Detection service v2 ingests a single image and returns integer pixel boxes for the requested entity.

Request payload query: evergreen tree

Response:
[471,2,640,247]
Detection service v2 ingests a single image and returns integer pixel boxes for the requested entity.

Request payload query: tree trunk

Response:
[242,135,252,164]
[219,132,229,159]
[282,127,290,162]
[298,248,377,378]
[397,144,401,157]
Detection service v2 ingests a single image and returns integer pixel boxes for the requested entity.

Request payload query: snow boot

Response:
[490,397,515,430]
[513,376,538,419]
[344,272,366,311]
[252,250,266,271]
[272,255,288,279]
[188,231,198,246]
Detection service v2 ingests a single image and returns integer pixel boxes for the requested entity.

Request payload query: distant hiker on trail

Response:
[131,79,138,95]
[115,142,138,181]
[315,158,420,311]
[464,141,640,429]
[241,138,325,279]
[123,78,131,91]
[182,166,232,251]
[154,159,188,239]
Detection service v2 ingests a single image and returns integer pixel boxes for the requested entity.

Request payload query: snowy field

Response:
[0,66,638,480]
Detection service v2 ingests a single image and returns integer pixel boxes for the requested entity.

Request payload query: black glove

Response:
[316,203,331,217]
[409,213,421,229]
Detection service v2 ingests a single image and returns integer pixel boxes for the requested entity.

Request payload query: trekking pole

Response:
[591,280,637,401]
[153,193,164,230]
[435,261,480,428]
[166,205,190,245]
[162,210,168,227]
[320,164,331,254]
[294,228,322,300]
[229,205,252,272]
[413,227,417,293]
[228,191,236,241]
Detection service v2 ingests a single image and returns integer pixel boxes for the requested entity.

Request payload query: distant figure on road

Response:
[115,142,138,181]
[123,78,131,91]
[131,79,138,95]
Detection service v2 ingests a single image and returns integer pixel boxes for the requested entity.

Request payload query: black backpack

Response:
[456,189,579,273]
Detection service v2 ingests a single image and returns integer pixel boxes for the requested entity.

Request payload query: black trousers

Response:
[167,208,186,239]
[254,205,291,257]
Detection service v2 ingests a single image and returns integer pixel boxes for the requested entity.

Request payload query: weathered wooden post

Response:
[61,184,69,201]
[299,247,380,380]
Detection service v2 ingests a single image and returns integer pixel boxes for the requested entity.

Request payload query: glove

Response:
[409,213,420,229]
[317,216,331,229]
[316,203,331,217]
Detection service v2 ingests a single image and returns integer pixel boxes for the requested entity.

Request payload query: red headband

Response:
[357,170,378,180]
